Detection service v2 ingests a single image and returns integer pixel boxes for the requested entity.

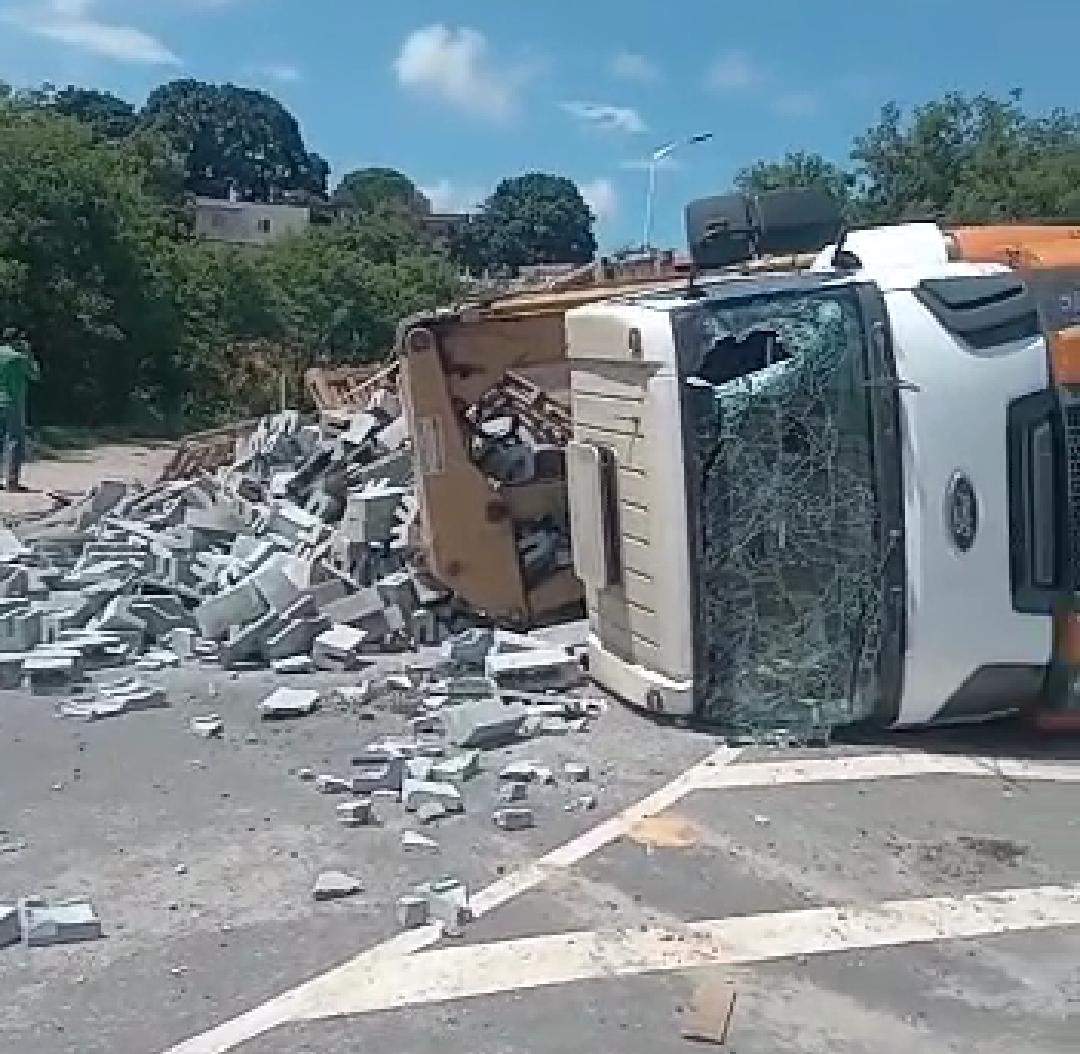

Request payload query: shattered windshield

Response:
[677,287,889,736]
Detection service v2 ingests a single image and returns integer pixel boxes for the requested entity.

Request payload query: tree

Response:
[852,92,1080,223]
[139,79,329,202]
[332,167,430,216]
[734,151,855,213]
[52,86,137,140]
[0,104,185,426]
[455,173,597,274]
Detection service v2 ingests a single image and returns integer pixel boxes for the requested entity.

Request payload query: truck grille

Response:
[1066,404,1080,589]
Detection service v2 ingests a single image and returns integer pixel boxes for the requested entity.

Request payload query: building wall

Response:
[194,198,311,246]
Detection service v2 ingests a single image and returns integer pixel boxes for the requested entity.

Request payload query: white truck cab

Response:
[567,209,1064,733]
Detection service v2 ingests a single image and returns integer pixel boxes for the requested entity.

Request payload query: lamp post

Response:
[642,132,713,252]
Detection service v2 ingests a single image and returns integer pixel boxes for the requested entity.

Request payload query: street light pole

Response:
[641,132,713,252]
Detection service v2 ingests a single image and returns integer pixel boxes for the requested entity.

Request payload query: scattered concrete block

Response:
[402,779,463,813]
[168,627,197,659]
[395,895,429,929]
[0,904,19,947]
[270,654,315,674]
[263,615,331,661]
[297,768,315,781]
[22,900,102,946]
[493,807,535,831]
[429,751,480,783]
[499,760,554,784]
[312,624,367,671]
[312,871,362,902]
[336,799,374,827]
[195,580,267,640]
[563,762,590,783]
[421,877,472,928]
[443,699,525,748]
[350,761,403,794]
[444,628,494,668]
[499,781,529,803]
[0,653,24,689]
[315,775,351,794]
[485,647,584,689]
[416,802,447,825]
[23,651,80,694]
[401,830,439,852]
[259,687,318,719]
[190,714,224,738]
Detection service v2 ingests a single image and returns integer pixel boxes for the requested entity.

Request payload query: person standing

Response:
[0,333,40,491]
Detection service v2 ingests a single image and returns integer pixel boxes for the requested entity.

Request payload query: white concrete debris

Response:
[189,714,224,738]
[336,799,374,827]
[563,762,590,783]
[312,871,363,901]
[395,894,429,929]
[315,775,351,795]
[401,830,439,851]
[21,899,102,947]
[402,778,464,813]
[259,687,319,719]
[0,904,19,948]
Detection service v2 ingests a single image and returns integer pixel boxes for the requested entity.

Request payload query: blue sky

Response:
[1,0,1078,249]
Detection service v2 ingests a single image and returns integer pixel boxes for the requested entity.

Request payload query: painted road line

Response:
[690,753,1080,791]
[289,883,1080,1019]
[161,744,743,1054]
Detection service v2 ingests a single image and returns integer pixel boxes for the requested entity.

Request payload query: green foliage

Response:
[734,151,855,212]
[52,86,137,140]
[455,173,597,274]
[139,79,329,202]
[852,93,1080,223]
[332,167,430,215]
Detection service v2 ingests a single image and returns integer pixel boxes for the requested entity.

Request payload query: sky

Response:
[1,0,1078,250]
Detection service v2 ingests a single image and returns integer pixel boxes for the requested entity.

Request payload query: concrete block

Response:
[169,627,196,658]
[259,687,318,719]
[375,569,418,617]
[22,901,102,947]
[395,895,429,929]
[493,807,534,831]
[220,609,281,667]
[312,871,362,901]
[499,781,529,803]
[444,628,494,668]
[321,588,384,628]
[336,799,374,827]
[195,580,268,640]
[250,553,304,612]
[416,801,446,824]
[190,714,224,738]
[484,647,584,689]
[270,654,315,674]
[312,624,367,670]
[563,762,590,782]
[499,760,554,784]
[23,651,80,694]
[402,779,463,813]
[443,699,525,748]
[429,751,480,784]
[405,756,434,782]
[421,877,472,928]
[0,652,23,688]
[0,904,19,947]
[401,830,439,852]
[315,775,350,794]
[263,615,331,661]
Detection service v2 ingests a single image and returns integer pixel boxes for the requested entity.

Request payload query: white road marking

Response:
[161,748,1080,1052]
[161,745,743,1054]
[689,752,1080,791]
[289,883,1080,1019]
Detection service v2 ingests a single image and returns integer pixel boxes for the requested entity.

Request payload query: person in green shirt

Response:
[0,331,40,491]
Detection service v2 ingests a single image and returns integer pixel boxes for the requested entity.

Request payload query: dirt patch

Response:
[626,814,703,850]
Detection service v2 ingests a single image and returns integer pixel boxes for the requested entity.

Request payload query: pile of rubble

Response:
[0,397,494,694]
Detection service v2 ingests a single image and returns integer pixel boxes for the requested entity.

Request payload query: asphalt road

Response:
[2,660,1079,1054]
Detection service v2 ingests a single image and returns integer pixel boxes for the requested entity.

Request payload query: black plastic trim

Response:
[916,275,1041,352]
[935,664,1047,722]
[1007,389,1069,614]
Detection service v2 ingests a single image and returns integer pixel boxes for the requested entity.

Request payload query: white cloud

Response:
[260,63,302,84]
[580,177,618,223]
[394,24,524,122]
[706,50,760,91]
[419,178,486,214]
[609,49,659,83]
[774,90,819,118]
[2,0,182,65]
[560,100,646,134]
